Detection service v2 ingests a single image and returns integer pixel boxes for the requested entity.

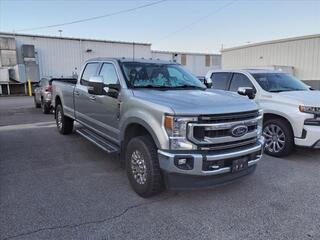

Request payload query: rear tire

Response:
[41,99,51,114]
[263,118,294,157]
[34,96,41,108]
[55,104,74,134]
[125,135,164,198]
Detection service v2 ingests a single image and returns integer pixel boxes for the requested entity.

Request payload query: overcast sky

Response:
[0,0,319,53]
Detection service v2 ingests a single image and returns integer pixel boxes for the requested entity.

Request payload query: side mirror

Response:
[204,77,212,88]
[238,87,255,99]
[104,83,120,98]
[88,76,104,95]
[307,85,315,91]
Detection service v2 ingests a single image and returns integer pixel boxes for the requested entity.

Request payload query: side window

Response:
[229,73,255,92]
[99,63,119,85]
[210,72,231,90]
[80,63,99,86]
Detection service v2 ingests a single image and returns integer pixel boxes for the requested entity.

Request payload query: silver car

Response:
[34,77,77,114]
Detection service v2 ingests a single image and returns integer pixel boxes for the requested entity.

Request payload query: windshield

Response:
[252,73,309,92]
[120,62,206,89]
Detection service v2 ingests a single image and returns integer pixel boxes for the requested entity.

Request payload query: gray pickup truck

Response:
[52,58,265,197]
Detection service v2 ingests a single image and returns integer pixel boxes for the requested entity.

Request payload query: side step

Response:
[76,128,119,153]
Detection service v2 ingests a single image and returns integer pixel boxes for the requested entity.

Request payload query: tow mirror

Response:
[104,83,120,98]
[238,87,256,99]
[204,77,212,88]
[88,76,104,95]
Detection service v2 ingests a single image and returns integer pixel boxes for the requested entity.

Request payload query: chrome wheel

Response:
[131,150,147,185]
[57,109,63,130]
[263,124,286,153]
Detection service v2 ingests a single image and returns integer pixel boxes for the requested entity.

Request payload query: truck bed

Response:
[52,80,76,119]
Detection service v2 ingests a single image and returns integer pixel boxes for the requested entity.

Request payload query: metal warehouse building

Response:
[222,34,320,89]
[0,32,221,95]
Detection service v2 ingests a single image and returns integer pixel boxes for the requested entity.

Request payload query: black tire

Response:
[55,104,74,134]
[41,99,51,114]
[125,135,164,197]
[34,96,41,108]
[263,118,294,157]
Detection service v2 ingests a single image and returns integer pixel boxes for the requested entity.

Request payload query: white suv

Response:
[205,69,320,157]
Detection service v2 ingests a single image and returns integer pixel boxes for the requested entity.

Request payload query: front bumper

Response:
[158,137,264,189]
[295,125,320,148]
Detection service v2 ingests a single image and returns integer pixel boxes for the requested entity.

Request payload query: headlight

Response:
[257,109,263,137]
[164,115,197,150]
[299,105,320,115]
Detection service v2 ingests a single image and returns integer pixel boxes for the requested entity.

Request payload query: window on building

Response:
[229,73,255,92]
[210,72,232,90]
[80,63,99,86]
[205,55,211,67]
[99,63,118,85]
[181,54,187,65]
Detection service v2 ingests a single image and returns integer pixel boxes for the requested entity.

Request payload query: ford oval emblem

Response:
[231,125,248,137]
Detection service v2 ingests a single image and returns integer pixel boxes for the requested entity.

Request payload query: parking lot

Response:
[0,96,319,240]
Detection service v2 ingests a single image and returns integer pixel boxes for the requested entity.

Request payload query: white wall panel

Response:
[222,35,320,81]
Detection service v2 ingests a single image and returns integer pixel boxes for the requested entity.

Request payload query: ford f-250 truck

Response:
[52,58,265,197]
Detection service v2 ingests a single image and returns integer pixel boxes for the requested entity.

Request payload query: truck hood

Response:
[132,89,258,115]
[277,90,320,107]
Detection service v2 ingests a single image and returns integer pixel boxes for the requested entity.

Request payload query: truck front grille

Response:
[188,110,261,151]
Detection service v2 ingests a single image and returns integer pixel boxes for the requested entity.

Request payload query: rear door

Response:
[89,62,120,142]
[210,72,232,90]
[74,62,100,127]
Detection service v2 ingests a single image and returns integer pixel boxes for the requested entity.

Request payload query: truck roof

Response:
[87,57,177,65]
[212,69,284,74]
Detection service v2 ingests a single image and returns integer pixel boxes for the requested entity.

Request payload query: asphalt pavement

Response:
[0,96,319,240]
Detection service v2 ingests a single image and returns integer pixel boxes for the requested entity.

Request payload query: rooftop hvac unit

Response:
[0,50,17,67]
[22,44,35,58]
[9,64,26,83]
[0,37,16,50]
[0,68,10,83]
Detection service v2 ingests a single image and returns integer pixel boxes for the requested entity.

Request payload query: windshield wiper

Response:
[133,85,170,89]
[171,85,206,90]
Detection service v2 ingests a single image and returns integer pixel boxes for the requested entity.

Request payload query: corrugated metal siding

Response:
[222,35,320,81]
[12,35,151,78]
[151,51,221,76]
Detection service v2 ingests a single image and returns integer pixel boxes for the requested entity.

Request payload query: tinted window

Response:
[229,73,255,92]
[211,72,231,90]
[99,63,118,85]
[81,63,99,86]
[252,73,309,92]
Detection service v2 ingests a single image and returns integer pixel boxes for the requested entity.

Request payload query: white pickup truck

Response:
[205,69,320,157]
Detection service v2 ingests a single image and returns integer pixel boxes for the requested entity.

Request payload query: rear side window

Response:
[81,63,99,86]
[210,72,231,90]
[99,63,118,85]
[229,73,255,92]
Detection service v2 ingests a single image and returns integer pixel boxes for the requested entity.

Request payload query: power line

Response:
[17,0,167,32]
[159,0,238,41]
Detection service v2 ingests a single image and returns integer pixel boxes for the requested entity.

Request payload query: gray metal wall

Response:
[0,33,151,79]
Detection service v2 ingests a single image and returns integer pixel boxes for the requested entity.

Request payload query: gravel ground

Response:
[0,96,319,240]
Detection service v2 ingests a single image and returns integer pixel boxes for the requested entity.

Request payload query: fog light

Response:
[174,156,194,170]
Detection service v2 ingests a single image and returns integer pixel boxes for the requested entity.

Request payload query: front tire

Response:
[263,118,294,157]
[125,135,164,198]
[55,104,74,134]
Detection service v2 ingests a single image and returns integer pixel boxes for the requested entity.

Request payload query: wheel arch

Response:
[263,113,294,134]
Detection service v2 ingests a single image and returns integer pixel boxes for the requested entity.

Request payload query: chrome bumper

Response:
[158,137,264,176]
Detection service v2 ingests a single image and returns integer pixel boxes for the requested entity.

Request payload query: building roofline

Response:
[221,33,320,52]
[0,31,151,46]
[152,50,220,56]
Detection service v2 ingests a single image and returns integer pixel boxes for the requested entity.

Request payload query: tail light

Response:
[45,85,52,92]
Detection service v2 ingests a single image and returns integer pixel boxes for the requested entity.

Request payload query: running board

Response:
[76,128,119,153]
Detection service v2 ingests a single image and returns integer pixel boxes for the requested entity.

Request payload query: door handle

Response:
[89,95,96,101]
[74,91,80,96]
